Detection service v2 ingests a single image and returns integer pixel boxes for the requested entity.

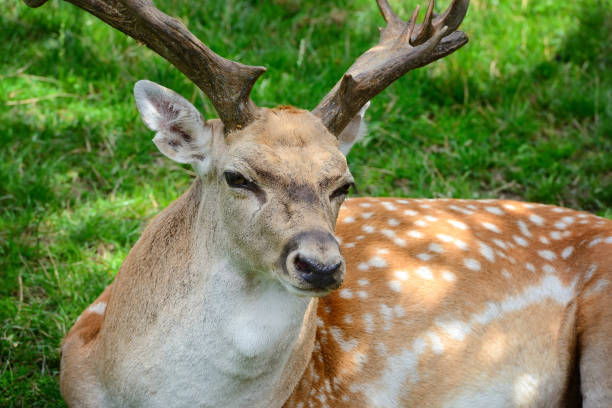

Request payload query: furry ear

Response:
[338,101,370,156]
[134,80,215,168]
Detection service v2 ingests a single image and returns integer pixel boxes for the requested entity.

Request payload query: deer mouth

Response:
[279,278,343,298]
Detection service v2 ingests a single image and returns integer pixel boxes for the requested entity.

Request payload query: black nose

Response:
[294,254,342,287]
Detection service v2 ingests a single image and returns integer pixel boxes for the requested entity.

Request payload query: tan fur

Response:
[59,107,612,407]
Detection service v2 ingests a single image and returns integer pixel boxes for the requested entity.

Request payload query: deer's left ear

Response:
[337,101,370,156]
[134,80,217,171]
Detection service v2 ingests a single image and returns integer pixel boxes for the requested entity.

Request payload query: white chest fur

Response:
[106,263,311,408]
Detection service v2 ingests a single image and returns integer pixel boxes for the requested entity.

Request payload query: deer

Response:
[24,0,611,407]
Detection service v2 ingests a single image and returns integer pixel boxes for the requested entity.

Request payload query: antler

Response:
[23,0,266,132]
[313,0,470,136]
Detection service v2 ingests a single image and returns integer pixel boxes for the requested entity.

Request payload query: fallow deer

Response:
[24,0,611,407]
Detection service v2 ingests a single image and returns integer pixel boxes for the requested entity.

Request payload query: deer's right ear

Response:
[134,80,216,171]
[338,101,369,156]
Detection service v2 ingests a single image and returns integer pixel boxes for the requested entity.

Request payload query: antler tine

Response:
[313,0,469,137]
[23,0,266,132]
[413,0,469,45]
[377,0,402,25]
[411,0,436,45]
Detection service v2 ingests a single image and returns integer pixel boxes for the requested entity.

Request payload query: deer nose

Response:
[294,255,342,287]
[281,230,345,291]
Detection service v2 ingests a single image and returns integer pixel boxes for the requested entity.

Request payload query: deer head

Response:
[24,0,469,297]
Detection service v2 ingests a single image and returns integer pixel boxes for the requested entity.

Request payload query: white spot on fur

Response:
[359,202,372,208]
[436,319,471,341]
[493,239,507,249]
[517,220,532,237]
[529,214,544,226]
[478,241,495,262]
[393,237,407,247]
[425,215,438,222]
[407,230,424,239]
[526,263,536,273]
[437,233,453,242]
[353,351,368,371]
[415,266,433,280]
[502,269,512,279]
[369,256,387,268]
[584,279,609,297]
[485,206,505,215]
[482,222,501,233]
[588,237,603,247]
[513,235,528,247]
[550,231,562,240]
[464,258,481,271]
[404,209,419,216]
[362,225,375,233]
[389,280,402,292]
[381,202,397,211]
[343,216,355,223]
[427,331,444,354]
[538,249,556,261]
[561,246,574,259]
[449,205,474,215]
[339,289,353,299]
[357,291,368,299]
[448,219,468,230]
[329,326,358,352]
[604,236,612,244]
[363,313,374,333]
[387,218,400,227]
[417,253,432,261]
[539,236,551,244]
[429,243,443,253]
[585,264,598,281]
[380,304,393,331]
[414,220,428,228]
[543,264,556,274]
[394,305,405,318]
[394,270,409,281]
[442,271,456,282]
[357,262,369,271]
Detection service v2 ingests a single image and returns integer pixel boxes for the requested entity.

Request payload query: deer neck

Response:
[190,184,318,407]
[103,178,318,407]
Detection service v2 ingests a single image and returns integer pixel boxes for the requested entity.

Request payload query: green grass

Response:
[1,0,611,405]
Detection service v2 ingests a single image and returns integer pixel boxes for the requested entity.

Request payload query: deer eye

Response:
[330,183,354,200]
[224,171,253,189]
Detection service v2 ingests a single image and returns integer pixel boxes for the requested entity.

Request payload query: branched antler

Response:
[23,0,266,132]
[313,0,470,136]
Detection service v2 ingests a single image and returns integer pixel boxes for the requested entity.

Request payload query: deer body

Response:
[63,189,612,407]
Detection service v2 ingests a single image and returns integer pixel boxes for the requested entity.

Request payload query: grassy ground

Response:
[1,0,611,405]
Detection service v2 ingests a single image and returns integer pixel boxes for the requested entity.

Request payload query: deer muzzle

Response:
[280,230,345,294]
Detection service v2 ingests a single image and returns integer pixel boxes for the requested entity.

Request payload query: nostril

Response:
[294,255,312,273]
